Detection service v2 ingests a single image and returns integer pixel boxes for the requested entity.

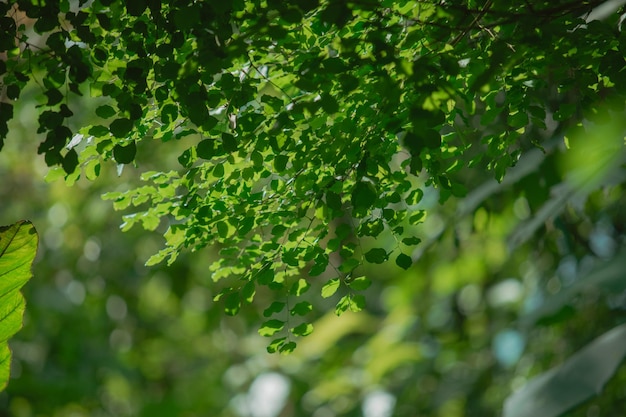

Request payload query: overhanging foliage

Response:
[2,3,626,412]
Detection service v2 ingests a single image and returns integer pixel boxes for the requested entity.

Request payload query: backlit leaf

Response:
[258,319,285,337]
[0,221,38,392]
[321,278,340,298]
[347,276,371,291]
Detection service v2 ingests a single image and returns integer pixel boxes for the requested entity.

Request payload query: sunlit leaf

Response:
[266,337,286,353]
[321,278,341,298]
[279,341,297,354]
[258,319,285,337]
[335,295,351,316]
[347,276,371,291]
[0,221,38,392]
[291,322,314,337]
[290,278,310,296]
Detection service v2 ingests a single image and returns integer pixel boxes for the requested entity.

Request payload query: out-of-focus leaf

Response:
[521,246,626,327]
[503,324,626,417]
[0,221,38,392]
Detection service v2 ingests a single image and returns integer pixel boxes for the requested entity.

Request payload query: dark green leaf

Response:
[113,141,137,164]
[109,118,133,138]
[96,105,116,119]
[62,149,79,174]
[290,301,312,316]
[222,133,237,153]
[263,301,286,317]
[402,236,422,246]
[364,248,387,264]
[352,181,377,215]
[223,292,240,316]
[274,154,289,172]
[395,253,412,270]
[291,323,314,337]
[241,281,256,303]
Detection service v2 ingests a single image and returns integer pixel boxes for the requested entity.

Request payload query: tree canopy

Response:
[2,1,626,416]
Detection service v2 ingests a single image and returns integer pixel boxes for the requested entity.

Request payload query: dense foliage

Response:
[1,0,626,416]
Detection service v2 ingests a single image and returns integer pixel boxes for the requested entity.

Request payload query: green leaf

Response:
[256,266,275,285]
[0,221,38,392]
[325,191,343,211]
[503,324,626,417]
[113,142,137,164]
[197,139,216,159]
[222,133,238,153]
[258,319,285,337]
[352,181,377,215]
[508,111,528,128]
[347,276,371,291]
[349,294,365,312]
[263,301,286,317]
[408,211,426,224]
[321,278,340,298]
[338,258,360,273]
[266,337,286,353]
[109,118,133,138]
[291,322,314,337]
[273,154,289,172]
[402,236,422,246]
[395,253,412,270]
[223,292,240,316]
[216,221,229,239]
[359,218,384,237]
[290,278,310,296]
[407,188,424,205]
[364,248,388,264]
[213,163,225,178]
[279,341,297,354]
[62,149,79,174]
[241,281,256,303]
[290,301,313,316]
[335,295,351,316]
[95,105,116,119]
[308,253,329,277]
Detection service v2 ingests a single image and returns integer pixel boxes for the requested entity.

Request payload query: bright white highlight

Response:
[362,390,396,417]
[247,372,291,417]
